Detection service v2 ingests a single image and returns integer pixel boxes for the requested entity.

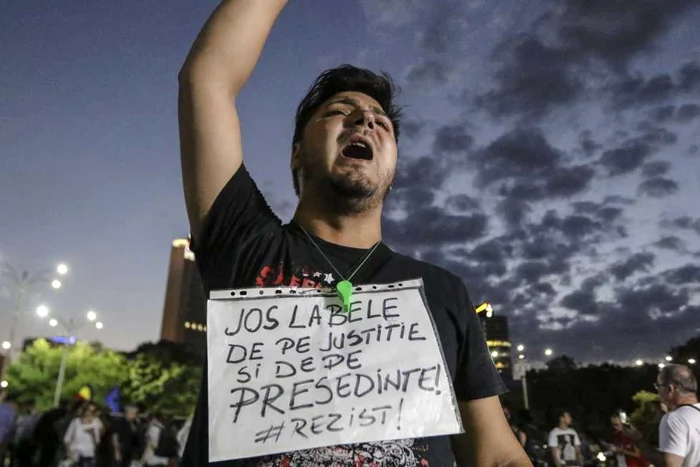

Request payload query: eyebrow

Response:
[327,96,388,118]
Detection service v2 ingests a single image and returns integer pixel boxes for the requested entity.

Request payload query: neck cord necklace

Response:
[297,223,381,312]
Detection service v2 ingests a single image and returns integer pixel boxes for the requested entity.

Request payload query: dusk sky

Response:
[2,0,699,364]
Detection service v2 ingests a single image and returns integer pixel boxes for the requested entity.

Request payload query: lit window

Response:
[184,322,191,329]
[203,326,207,332]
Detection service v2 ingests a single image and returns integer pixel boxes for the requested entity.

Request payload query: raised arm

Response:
[178,0,288,239]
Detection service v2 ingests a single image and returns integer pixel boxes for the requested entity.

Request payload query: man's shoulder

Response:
[664,406,699,427]
[389,251,464,289]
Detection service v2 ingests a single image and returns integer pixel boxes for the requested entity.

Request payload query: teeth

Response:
[351,141,367,148]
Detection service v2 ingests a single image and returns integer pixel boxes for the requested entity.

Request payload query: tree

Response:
[629,390,662,447]
[5,338,128,410]
[120,340,202,416]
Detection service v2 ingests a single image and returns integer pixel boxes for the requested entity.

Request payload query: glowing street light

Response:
[0,261,70,376]
[0,381,8,389]
[659,363,666,369]
[544,348,553,357]
[96,321,104,330]
[635,359,643,366]
[36,305,49,318]
[87,310,97,322]
[1,341,10,350]
[518,354,525,360]
[665,356,672,362]
[491,351,499,358]
[517,344,525,352]
[49,319,58,327]
[689,359,696,365]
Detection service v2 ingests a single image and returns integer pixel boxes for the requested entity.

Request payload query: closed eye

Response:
[327,109,349,117]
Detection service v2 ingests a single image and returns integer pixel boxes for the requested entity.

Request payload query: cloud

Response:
[560,274,606,315]
[433,123,474,154]
[404,60,449,87]
[554,0,699,68]
[638,177,679,198]
[444,193,480,213]
[475,37,582,118]
[661,216,700,235]
[469,128,595,205]
[676,103,700,122]
[598,139,654,176]
[662,264,700,285]
[608,61,700,111]
[399,119,425,140]
[641,160,671,178]
[652,235,686,252]
[383,206,489,247]
[609,252,655,281]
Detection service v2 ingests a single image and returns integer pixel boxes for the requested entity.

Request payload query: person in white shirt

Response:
[63,403,104,467]
[141,414,171,466]
[548,409,584,467]
[656,364,700,467]
[176,415,192,460]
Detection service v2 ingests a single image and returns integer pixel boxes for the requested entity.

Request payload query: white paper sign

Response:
[206,279,462,462]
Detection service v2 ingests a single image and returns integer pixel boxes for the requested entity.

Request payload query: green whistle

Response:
[336,280,353,313]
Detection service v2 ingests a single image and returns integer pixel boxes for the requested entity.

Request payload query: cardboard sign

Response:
[206,279,462,462]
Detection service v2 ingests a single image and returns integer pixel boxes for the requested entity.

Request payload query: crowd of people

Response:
[1,362,697,466]
[0,397,192,467]
[504,364,699,466]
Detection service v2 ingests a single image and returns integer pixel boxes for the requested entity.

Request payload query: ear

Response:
[291,143,301,171]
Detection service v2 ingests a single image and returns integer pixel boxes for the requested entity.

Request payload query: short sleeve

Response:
[452,281,507,401]
[63,418,77,444]
[659,412,687,457]
[190,164,281,282]
[548,430,557,448]
[573,431,581,446]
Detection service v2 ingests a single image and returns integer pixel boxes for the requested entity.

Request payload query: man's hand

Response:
[452,397,532,466]
[179,0,288,239]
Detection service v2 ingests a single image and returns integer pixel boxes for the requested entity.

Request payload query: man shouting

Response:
[178,1,531,466]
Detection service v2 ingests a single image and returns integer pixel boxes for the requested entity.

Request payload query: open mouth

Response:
[341,141,374,160]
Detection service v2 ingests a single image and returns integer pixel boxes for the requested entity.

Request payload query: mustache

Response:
[337,129,371,145]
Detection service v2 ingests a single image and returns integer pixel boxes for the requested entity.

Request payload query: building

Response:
[475,303,513,380]
[160,238,207,349]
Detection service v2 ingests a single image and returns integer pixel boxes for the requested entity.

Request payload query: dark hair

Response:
[659,364,698,394]
[555,408,570,422]
[291,64,402,196]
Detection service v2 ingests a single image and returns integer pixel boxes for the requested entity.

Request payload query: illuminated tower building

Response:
[160,238,207,349]
[475,302,513,380]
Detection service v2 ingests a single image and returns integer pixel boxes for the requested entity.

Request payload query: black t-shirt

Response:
[182,165,506,466]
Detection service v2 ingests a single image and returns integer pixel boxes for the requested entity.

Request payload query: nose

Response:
[351,109,376,131]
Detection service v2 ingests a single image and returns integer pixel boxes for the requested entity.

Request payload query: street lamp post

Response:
[0,262,68,366]
[515,346,554,411]
[36,306,103,407]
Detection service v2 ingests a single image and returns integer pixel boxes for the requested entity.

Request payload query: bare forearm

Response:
[179,0,288,93]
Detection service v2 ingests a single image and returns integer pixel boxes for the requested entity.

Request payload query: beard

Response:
[301,158,393,215]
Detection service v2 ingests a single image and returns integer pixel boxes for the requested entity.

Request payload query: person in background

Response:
[11,401,41,467]
[548,409,584,467]
[610,413,649,467]
[109,404,140,467]
[63,402,104,467]
[33,399,71,466]
[176,415,192,461]
[655,364,699,467]
[0,394,18,465]
[140,413,173,467]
